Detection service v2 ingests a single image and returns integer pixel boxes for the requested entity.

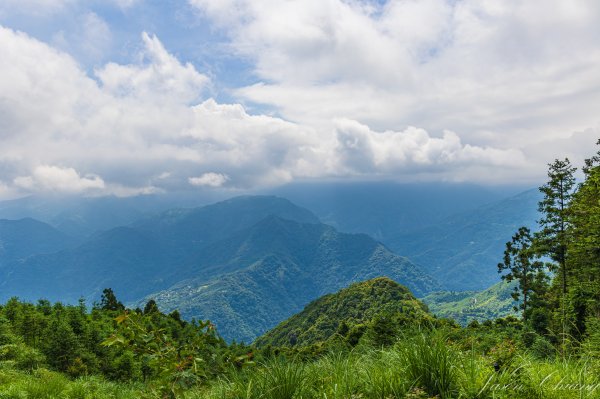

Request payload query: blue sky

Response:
[0,0,599,199]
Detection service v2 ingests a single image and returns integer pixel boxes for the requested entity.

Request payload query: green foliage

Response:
[0,290,246,397]
[397,331,459,398]
[422,280,520,326]
[255,277,434,349]
[494,141,600,355]
[98,288,125,312]
[102,310,227,397]
[497,226,547,321]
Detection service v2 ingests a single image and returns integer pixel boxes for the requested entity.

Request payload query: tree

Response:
[570,140,600,283]
[564,140,600,336]
[498,227,547,322]
[536,158,577,295]
[98,288,125,312]
[143,299,159,315]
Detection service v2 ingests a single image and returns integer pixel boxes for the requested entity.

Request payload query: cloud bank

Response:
[0,0,599,198]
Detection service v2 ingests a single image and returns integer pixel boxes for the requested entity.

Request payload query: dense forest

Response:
[1,141,599,398]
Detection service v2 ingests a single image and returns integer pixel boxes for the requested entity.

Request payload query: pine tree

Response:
[536,158,577,295]
[98,288,125,312]
[498,227,547,322]
[566,140,600,336]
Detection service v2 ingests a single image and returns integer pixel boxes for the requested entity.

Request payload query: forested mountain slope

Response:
[0,196,437,342]
[389,189,541,290]
[255,277,433,347]
[137,218,438,342]
[422,280,519,325]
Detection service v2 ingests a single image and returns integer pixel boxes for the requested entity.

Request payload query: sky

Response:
[0,0,599,199]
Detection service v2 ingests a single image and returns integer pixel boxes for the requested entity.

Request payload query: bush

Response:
[530,336,556,360]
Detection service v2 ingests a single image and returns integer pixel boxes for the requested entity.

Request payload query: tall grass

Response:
[4,334,600,399]
[396,331,459,398]
[0,367,148,399]
[256,359,308,399]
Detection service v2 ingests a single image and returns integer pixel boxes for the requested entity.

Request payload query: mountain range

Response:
[0,184,540,341]
[275,183,540,290]
[389,189,541,290]
[0,195,436,342]
[0,218,74,267]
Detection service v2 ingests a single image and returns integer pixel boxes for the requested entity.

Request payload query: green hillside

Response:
[422,280,519,325]
[139,219,438,343]
[0,196,321,303]
[0,197,437,342]
[255,277,433,347]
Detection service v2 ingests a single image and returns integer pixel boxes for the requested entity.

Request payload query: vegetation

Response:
[0,290,253,397]
[255,277,436,349]
[497,140,600,351]
[3,323,600,398]
[1,197,438,343]
[391,188,541,291]
[1,140,599,397]
[422,280,519,325]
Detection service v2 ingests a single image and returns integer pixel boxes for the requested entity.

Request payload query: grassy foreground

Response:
[3,331,600,399]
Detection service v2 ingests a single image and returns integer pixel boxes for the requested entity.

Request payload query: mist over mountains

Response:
[0,182,539,341]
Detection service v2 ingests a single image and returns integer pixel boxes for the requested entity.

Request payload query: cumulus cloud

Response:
[96,32,209,103]
[13,165,105,193]
[190,0,600,152]
[0,9,594,201]
[189,172,229,187]
[333,119,526,180]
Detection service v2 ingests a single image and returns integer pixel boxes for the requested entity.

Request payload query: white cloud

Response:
[14,165,105,193]
[190,0,600,154]
[1,8,597,201]
[189,172,229,187]
[96,32,209,104]
[50,12,113,65]
[333,119,527,181]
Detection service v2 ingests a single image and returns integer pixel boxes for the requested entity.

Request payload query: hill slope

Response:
[389,189,541,290]
[138,218,438,342]
[0,196,320,303]
[422,280,519,325]
[255,277,432,347]
[0,218,73,267]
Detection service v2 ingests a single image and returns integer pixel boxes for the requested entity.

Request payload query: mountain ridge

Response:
[135,216,438,342]
[255,277,433,347]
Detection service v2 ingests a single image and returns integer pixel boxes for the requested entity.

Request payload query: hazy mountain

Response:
[0,196,321,304]
[0,192,228,237]
[0,196,436,342]
[255,277,431,347]
[272,182,540,291]
[0,218,74,267]
[272,181,525,239]
[1,183,523,239]
[143,222,438,342]
[387,189,541,291]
